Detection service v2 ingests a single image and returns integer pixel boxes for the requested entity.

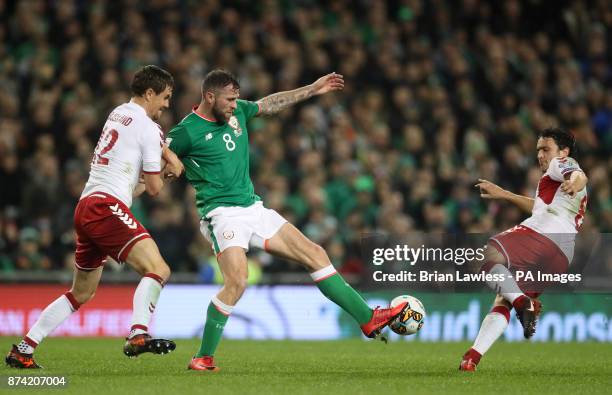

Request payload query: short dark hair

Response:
[131,65,174,96]
[202,69,239,94]
[539,127,576,156]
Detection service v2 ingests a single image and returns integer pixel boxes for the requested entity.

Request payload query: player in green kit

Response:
[167,69,409,371]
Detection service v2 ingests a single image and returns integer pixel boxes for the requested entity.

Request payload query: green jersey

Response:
[167,100,260,217]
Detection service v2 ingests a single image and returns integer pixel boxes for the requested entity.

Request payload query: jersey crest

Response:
[228,116,242,137]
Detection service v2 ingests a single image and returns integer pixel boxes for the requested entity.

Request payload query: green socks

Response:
[197,298,232,357]
[313,267,373,325]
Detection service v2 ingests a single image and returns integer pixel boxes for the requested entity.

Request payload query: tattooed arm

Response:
[256,72,344,115]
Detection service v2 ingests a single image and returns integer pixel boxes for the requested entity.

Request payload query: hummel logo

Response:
[109,203,137,229]
[205,133,212,141]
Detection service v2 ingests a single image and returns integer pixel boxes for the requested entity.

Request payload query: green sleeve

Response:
[238,99,260,121]
[166,125,192,157]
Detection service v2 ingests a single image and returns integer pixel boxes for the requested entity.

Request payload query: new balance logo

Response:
[109,203,137,229]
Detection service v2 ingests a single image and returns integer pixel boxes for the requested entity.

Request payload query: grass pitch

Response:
[1,337,611,394]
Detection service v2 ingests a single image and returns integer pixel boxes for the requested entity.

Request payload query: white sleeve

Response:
[547,157,582,182]
[140,121,163,174]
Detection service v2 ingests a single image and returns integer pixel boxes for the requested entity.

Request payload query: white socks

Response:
[22,292,81,353]
[472,306,510,355]
[128,273,164,338]
[485,264,524,304]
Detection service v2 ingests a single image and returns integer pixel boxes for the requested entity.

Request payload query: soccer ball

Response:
[389,295,426,336]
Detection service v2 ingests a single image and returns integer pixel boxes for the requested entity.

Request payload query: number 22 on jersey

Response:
[92,127,119,165]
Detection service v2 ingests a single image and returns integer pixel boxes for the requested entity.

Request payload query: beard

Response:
[212,105,229,125]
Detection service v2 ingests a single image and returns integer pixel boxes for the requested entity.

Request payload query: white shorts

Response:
[200,201,287,255]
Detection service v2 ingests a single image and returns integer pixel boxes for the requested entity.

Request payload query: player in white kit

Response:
[460,127,588,371]
[6,65,184,369]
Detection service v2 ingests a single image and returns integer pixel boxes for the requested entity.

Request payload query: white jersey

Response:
[521,157,588,261]
[81,101,163,207]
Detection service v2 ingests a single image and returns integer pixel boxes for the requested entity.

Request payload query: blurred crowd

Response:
[0,0,610,280]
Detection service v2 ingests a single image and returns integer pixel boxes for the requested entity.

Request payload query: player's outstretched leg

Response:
[311,265,408,340]
[6,267,101,368]
[123,238,175,357]
[460,296,510,371]
[266,223,408,341]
